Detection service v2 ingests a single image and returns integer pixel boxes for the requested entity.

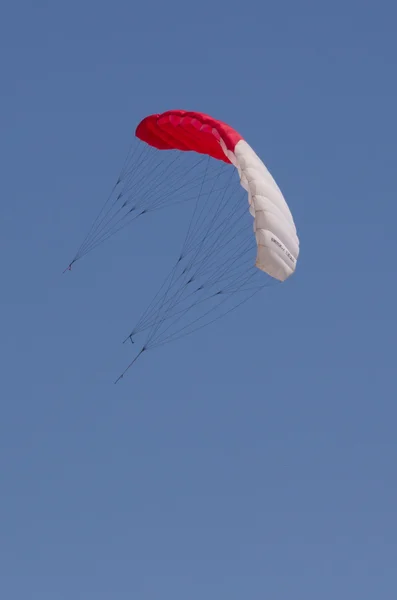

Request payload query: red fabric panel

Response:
[135,110,243,164]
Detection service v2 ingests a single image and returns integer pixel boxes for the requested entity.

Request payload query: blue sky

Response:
[1,0,396,598]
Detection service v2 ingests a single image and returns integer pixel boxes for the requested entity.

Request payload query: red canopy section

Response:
[135,110,243,164]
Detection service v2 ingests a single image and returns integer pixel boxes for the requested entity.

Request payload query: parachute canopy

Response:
[136,110,299,281]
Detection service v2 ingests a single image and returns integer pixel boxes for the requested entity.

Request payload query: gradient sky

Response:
[1,1,396,599]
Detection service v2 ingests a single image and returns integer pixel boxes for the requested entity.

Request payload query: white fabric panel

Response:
[231,140,299,282]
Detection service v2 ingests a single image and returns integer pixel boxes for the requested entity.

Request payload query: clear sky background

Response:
[1,1,396,598]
